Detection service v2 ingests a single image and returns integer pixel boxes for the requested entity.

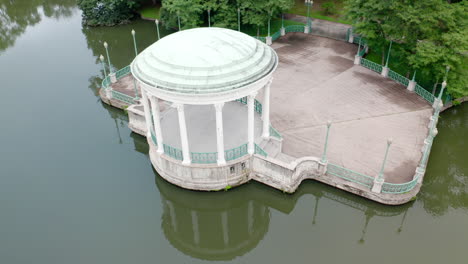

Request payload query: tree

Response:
[78,0,143,26]
[346,0,468,98]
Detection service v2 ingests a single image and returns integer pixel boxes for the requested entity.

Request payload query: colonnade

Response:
[141,81,272,165]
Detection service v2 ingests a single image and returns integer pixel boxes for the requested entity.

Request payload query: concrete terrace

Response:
[267,33,432,183]
[104,33,432,185]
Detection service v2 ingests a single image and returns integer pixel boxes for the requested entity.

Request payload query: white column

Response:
[247,93,257,155]
[140,89,153,138]
[149,96,164,153]
[215,103,226,165]
[262,82,271,138]
[175,104,191,165]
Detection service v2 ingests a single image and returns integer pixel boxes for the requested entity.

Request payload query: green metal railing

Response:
[269,125,282,140]
[360,58,383,73]
[388,70,410,86]
[102,76,111,88]
[255,36,266,43]
[271,30,282,41]
[235,97,263,115]
[381,177,419,194]
[254,144,268,157]
[285,25,305,33]
[326,163,375,188]
[163,144,184,161]
[115,65,131,80]
[111,90,135,105]
[415,84,435,104]
[358,47,367,57]
[225,143,249,161]
[191,152,218,164]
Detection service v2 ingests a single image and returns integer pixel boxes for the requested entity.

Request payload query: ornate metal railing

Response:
[269,125,282,140]
[271,30,282,41]
[255,36,266,43]
[326,163,374,188]
[235,97,263,115]
[285,25,305,33]
[360,58,383,73]
[254,144,268,157]
[381,177,419,194]
[191,152,218,164]
[111,90,135,105]
[115,65,131,80]
[388,70,410,86]
[163,144,184,161]
[358,47,367,57]
[415,84,435,104]
[102,76,111,88]
[225,143,249,161]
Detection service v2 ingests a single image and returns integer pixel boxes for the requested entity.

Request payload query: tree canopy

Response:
[78,0,143,26]
[346,0,468,98]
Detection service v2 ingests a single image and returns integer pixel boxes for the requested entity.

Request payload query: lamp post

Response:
[377,138,393,181]
[103,42,112,74]
[321,121,332,163]
[356,37,362,56]
[384,40,393,68]
[267,11,271,37]
[155,19,161,40]
[99,55,107,78]
[131,29,138,57]
[177,11,181,31]
[305,0,313,32]
[208,9,211,27]
[237,8,241,32]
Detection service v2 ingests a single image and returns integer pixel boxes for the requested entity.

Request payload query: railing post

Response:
[348,28,354,43]
[372,138,393,193]
[381,41,392,77]
[407,71,417,92]
[354,38,362,65]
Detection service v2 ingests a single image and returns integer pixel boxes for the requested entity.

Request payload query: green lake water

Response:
[0,2,466,263]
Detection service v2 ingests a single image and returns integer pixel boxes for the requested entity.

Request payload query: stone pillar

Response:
[371,178,384,193]
[140,90,153,138]
[215,103,226,165]
[407,80,416,92]
[354,55,361,65]
[176,104,191,165]
[266,36,272,45]
[110,73,117,83]
[149,96,164,153]
[247,93,257,155]
[381,66,389,77]
[348,31,354,43]
[280,27,285,36]
[304,26,310,34]
[262,82,271,138]
[415,167,425,184]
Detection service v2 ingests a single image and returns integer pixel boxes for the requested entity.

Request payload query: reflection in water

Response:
[0,0,75,52]
[419,104,468,216]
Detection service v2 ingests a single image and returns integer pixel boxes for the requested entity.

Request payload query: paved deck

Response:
[105,33,432,184]
[267,33,432,183]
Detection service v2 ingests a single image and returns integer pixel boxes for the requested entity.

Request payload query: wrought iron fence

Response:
[326,163,374,188]
[360,58,383,73]
[269,125,282,140]
[163,144,184,161]
[415,84,435,104]
[254,144,268,157]
[235,97,263,115]
[115,65,131,80]
[388,70,410,86]
[111,90,135,105]
[271,30,282,41]
[285,25,305,33]
[381,177,419,194]
[225,143,248,161]
[102,76,111,88]
[191,152,218,164]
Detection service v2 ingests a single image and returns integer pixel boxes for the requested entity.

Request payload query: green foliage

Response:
[78,0,143,26]
[160,0,294,30]
[347,0,468,98]
[322,1,337,15]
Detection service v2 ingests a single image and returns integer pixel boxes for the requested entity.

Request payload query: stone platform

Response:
[99,33,434,204]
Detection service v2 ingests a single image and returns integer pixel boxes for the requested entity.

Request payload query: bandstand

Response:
[129,27,280,190]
